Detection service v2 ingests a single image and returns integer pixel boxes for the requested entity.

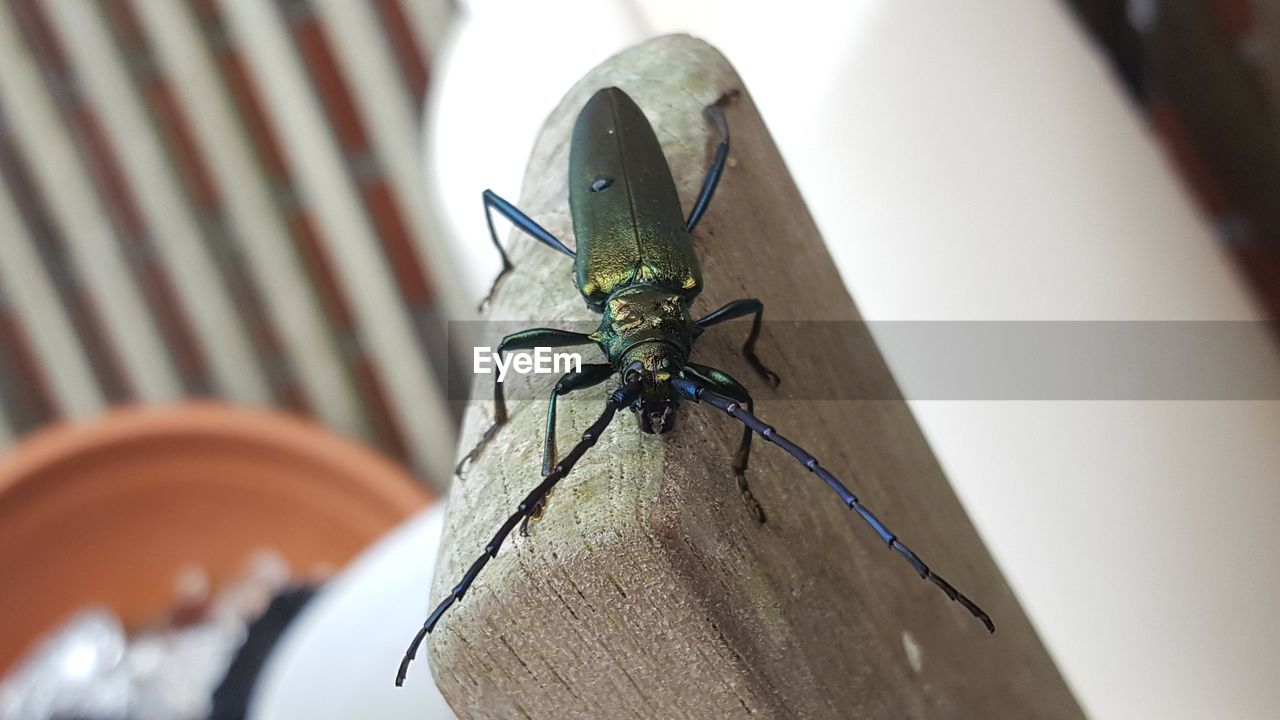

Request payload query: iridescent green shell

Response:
[569,87,703,311]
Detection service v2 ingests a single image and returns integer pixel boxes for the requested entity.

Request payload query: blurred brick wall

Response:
[1068,0,1280,318]
[0,0,456,485]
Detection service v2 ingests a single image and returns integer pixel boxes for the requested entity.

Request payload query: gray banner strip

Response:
[448,321,1280,401]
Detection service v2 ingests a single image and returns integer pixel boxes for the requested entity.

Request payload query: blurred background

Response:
[0,0,1278,718]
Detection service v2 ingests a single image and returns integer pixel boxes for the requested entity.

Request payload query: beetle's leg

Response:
[398,381,644,686]
[521,363,615,536]
[455,328,596,478]
[683,363,766,524]
[694,298,781,388]
[479,190,576,312]
[686,105,730,233]
[541,364,616,478]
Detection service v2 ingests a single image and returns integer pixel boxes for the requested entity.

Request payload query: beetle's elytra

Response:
[396,87,991,688]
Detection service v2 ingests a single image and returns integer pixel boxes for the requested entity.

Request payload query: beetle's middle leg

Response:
[479,189,576,311]
[694,298,781,388]
[682,362,766,524]
[455,327,596,478]
[520,362,615,536]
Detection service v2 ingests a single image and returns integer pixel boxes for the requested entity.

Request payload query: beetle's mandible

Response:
[396,87,992,687]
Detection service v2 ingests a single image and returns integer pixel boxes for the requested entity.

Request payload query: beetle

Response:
[396,87,991,686]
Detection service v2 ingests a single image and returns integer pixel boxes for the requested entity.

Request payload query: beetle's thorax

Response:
[591,285,694,365]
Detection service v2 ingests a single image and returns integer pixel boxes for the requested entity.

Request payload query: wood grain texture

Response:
[426,35,1082,719]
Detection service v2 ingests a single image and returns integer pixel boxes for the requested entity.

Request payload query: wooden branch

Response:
[426,35,1082,719]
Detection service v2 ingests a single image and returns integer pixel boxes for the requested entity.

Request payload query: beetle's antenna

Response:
[672,377,995,634]
[397,380,643,687]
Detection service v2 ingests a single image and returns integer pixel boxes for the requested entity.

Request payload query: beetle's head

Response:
[622,344,681,434]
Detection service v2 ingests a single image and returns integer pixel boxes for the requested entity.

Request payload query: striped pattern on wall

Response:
[0,0,457,489]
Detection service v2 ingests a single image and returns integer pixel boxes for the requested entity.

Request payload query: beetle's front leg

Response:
[455,328,596,477]
[694,298,781,388]
[520,363,615,536]
[683,362,766,524]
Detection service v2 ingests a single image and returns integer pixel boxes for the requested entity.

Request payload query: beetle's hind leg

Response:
[479,190,576,312]
[519,363,615,535]
[694,298,781,389]
[683,363,766,524]
[455,328,597,478]
[686,103,730,233]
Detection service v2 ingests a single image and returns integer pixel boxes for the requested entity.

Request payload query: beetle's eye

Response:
[624,361,644,383]
[590,176,612,192]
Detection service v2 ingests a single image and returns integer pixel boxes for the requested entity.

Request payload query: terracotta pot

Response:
[0,402,432,675]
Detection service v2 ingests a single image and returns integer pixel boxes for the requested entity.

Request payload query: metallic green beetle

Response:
[397,87,991,687]
[460,87,778,489]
